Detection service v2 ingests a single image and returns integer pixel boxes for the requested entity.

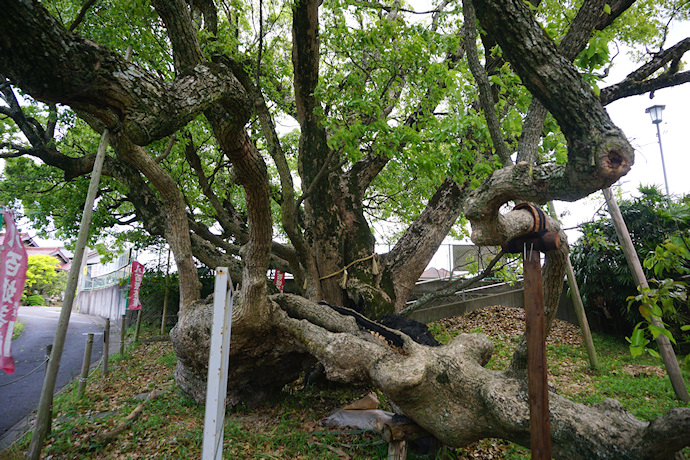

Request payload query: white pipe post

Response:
[202,267,234,460]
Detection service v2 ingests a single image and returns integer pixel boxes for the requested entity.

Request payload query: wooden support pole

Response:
[564,257,599,369]
[44,344,52,435]
[78,333,94,399]
[44,344,51,374]
[523,245,552,460]
[603,188,689,403]
[547,202,599,369]
[120,314,126,355]
[28,128,110,460]
[134,309,143,343]
[386,440,408,460]
[103,318,110,376]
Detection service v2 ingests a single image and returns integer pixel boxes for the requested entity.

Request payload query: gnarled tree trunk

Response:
[1,0,689,458]
[274,294,690,460]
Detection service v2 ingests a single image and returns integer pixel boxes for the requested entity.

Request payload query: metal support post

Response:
[103,318,110,376]
[202,267,234,460]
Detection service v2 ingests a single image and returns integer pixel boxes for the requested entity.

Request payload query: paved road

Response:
[0,307,114,443]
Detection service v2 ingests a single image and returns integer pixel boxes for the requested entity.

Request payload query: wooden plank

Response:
[523,247,551,460]
[386,440,407,460]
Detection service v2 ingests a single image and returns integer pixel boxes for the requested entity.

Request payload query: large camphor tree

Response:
[1,0,689,457]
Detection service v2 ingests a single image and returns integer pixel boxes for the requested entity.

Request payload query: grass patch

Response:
[560,334,689,421]
[1,308,688,459]
[11,321,24,340]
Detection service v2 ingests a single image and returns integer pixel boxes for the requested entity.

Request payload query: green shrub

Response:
[571,186,690,350]
[26,294,45,306]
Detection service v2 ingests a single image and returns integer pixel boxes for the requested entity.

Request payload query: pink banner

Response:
[128,261,145,311]
[0,209,28,374]
[273,270,285,293]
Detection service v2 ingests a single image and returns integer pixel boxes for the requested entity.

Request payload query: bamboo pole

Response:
[28,129,110,459]
[602,187,689,403]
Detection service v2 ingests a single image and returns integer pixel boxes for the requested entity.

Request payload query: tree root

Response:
[76,388,162,450]
[275,294,690,459]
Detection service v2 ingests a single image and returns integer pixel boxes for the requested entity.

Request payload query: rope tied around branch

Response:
[316,253,380,289]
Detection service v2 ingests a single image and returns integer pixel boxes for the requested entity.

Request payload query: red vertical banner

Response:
[273,270,285,293]
[128,261,145,311]
[0,209,28,374]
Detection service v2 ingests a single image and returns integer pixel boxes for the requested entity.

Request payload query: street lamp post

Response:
[645,104,670,197]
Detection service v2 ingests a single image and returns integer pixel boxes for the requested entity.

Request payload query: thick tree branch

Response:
[384,179,469,310]
[255,90,310,285]
[517,0,608,164]
[273,294,690,459]
[462,0,511,167]
[347,153,390,196]
[110,134,201,306]
[189,233,243,281]
[601,70,690,105]
[0,76,47,149]
[153,0,274,325]
[188,219,241,256]
[151,0,204,72]
[155,134,177,164]
[189,0,219,36]
[292,0,346,301]
[473,0,632,149]
[600,38,690,105]
[0,1,248,146]
[593,0,636,30]
[68,0,98,32]
[184,135,249,244]
[468,0,633,246]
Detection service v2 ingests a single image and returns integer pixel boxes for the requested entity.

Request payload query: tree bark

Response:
[467,0,634,247]
[3,1,690,457]
[110,134,201,307]
[292,0,347,305]
[383,179,469,311]
[274,293,690,459]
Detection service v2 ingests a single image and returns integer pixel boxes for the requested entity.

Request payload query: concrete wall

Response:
[408,282,578,325]
[74,284,127,320]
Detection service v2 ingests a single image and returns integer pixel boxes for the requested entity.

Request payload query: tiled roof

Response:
[420,267,451,280]
[24,246,72,271]
[0,232,38,247]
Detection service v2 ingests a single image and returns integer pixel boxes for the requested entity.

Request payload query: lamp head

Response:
[645,104,665,124]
